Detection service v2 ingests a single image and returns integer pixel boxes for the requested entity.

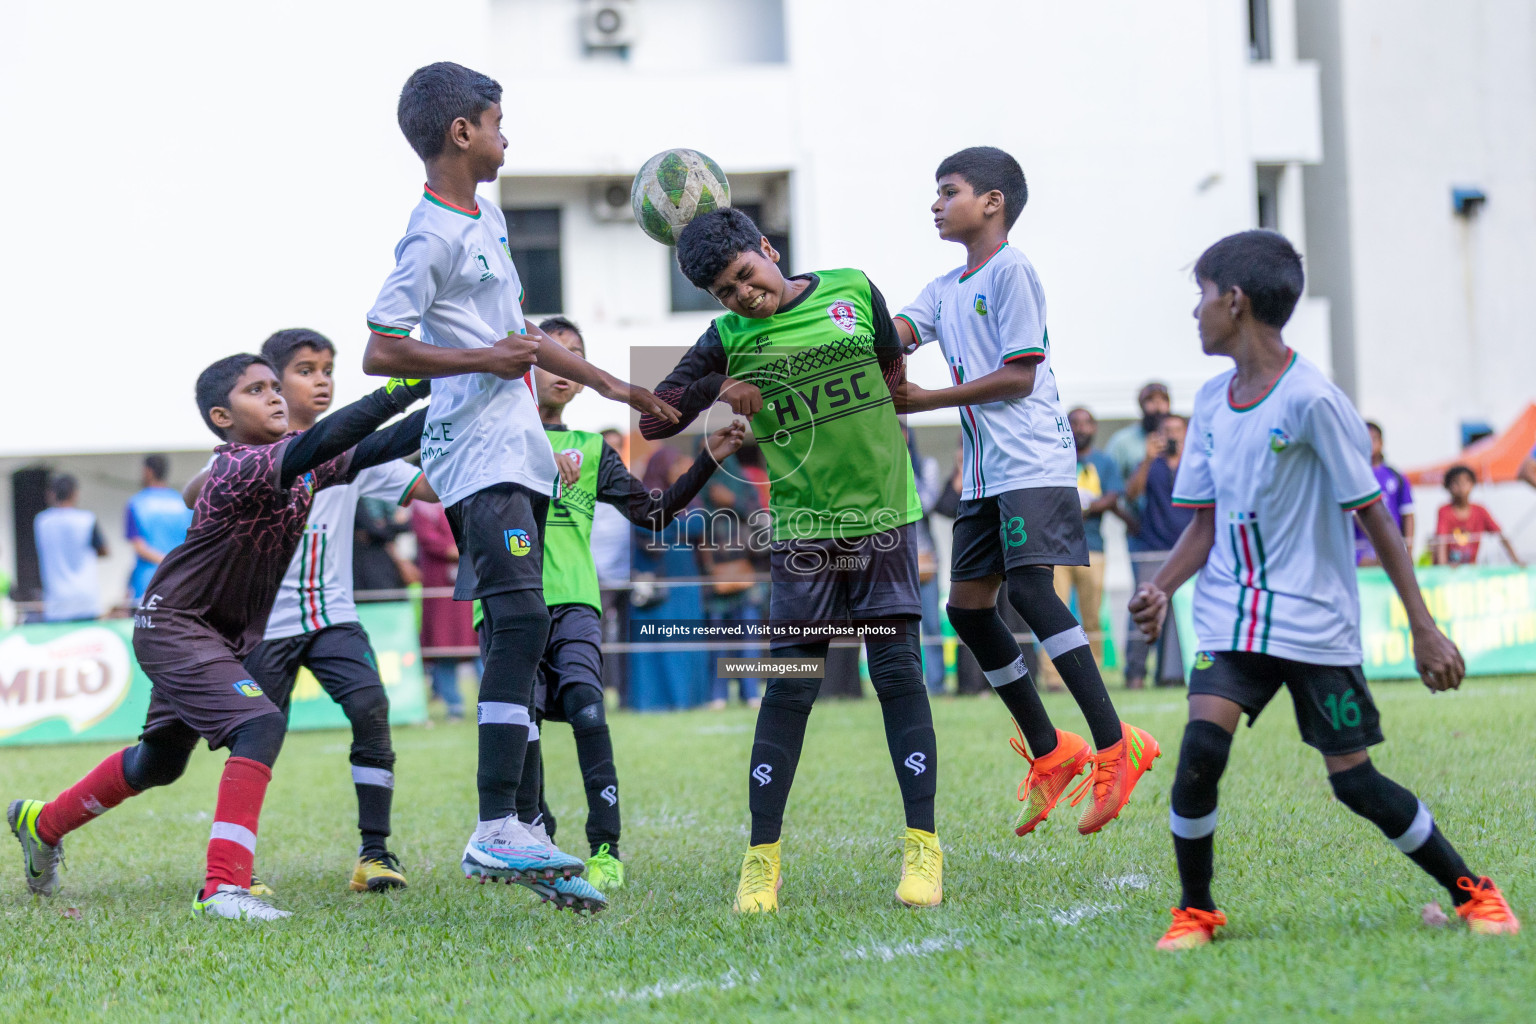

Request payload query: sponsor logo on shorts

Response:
[232,680,265,698]
[827,300,857,335]
[1194,651,1215,671]
[1269,428,1292,453]
[974,293,988,316]
[504,528,532,557]
[904,751,927,775]
[752,763,773,786]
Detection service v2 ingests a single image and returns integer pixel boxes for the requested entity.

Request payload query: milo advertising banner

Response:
[1173,564,1536,680]
[0,602,427,747]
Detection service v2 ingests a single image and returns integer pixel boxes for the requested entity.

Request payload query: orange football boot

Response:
[1156,907,1227,950]
[1069,722,1161,834]
[1009,726,1092,836]
[1457,877,1520,935]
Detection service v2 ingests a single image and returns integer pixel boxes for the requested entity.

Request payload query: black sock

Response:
[352,765,394,858]
[947,604,1057,756]
[476,591,549,822]
[1170,721,1231,911]
[515,731,543,825]
[1329,761,1476,904]
[477,721,529,822]
[748,703,811,845]
[573,722,620,855]
[878,690,938,833]
[1006,568,1121,750]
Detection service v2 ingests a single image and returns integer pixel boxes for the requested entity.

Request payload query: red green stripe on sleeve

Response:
[1002,346,1045,364]
[1172,496,1216,508]
[1340,489,1383,511]
[368,322,411,337]
[397,470,424,507]
[894,313,922,345]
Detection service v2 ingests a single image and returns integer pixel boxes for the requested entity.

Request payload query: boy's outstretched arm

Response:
[1358,499,1465,690]
[524,320,679,426]
[348,409,428,476]
[602,422,746,530]
[889,316,1036,413]
[1127,507,1217,641]
[361,329,538,381]
[638,328,744,439]
[280,382,429,488]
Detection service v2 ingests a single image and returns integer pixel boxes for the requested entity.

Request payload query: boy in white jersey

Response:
[360,63,677,887]
[1130,230,1518,949]
[893,147,1159,838]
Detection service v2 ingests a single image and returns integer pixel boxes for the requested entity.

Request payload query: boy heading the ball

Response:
[359,62,678,888]
[639,207,942,912]
[1129,230,1518,949]
[892,147,1159,838]
[8,357,428,920]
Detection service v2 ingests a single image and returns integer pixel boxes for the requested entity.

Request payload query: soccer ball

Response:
[631,148,731,246]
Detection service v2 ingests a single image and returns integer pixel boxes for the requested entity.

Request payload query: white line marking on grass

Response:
[606,969,758,1002]
[844,936,965,961]
[1102,873,1151,891]
[1046,902,1122,926]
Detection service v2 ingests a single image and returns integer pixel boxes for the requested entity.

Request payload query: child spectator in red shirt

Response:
[1433,465,1523,566]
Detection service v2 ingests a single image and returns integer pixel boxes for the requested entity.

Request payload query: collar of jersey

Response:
[773,273,821,315]
[423,185,481,219]
[958,241,1008,282]
[1226,348,1297,412]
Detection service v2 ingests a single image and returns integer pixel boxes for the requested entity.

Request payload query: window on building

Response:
[1248,0,1272,61]
[503,207,563,314]
[1256,165,1281,230]
[669,202,791,313]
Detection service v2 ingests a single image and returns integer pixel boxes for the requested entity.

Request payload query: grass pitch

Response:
[2,679,1532,1022]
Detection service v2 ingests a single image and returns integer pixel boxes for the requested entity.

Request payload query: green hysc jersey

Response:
[472,425,719,626]
[639,269,920,542]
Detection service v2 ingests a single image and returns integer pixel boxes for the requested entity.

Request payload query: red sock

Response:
[202,756,272,898]
[36,749,139,846]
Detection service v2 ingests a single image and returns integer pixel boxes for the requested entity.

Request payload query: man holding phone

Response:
[1124,414,1194,687]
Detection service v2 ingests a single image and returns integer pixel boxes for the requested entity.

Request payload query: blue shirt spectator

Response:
[1078,449,1124,553]
[35,475,107,621]
[124,454,193,600]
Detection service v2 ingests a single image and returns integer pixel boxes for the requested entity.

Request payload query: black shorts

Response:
[950,486,1088,580]
[536,603,604,722]
[1189,650,1384,756]
[767,524,922,649]
[243,621,385,715]
[134,620,281,751]
[446,482,549,601]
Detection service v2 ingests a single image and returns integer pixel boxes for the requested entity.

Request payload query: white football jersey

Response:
[367,188,558,508]
[898,242,1076,499]
[264,462,422,640]
[1174,352,1382,665]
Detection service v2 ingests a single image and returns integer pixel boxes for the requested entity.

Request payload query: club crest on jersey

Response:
[1194,651,1215,671]
[499,235,513,260]
[232,680,264,698]
[560,448,584,472]
[469,246,494,282]
[504,528,532,557]
[974,294,988,316]
[1269,428,1292,453]
[827,300,857,335]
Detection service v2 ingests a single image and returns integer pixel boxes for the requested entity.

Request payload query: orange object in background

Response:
[1406,404,1536,486]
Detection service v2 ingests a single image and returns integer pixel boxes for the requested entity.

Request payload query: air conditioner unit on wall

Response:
[580,0,636,51]
[589,180,633,222]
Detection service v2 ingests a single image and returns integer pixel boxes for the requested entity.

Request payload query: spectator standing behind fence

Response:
[412,500,477,720]
[1039,408,1126,690]
[1104,382,1171,481]
[124,454,193,602]
[1354,422,1414,566]
[1123,414,1193,686]
[1433,464,1523,567]
[34,475,107,622]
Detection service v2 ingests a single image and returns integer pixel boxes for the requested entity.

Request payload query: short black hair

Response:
[1365,420,1383,437]
[538,316,583,342]
[143,454,169,482]
[676,208,765,290]
[49,474,78,503]
[1444,464,1476,489]
[261,328,335,376]
[397,62,502,161]
[196,354,273,440]
[936,147,1029,229]
[1194,230,1305,328]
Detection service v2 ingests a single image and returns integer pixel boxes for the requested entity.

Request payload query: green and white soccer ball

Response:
[631,148,731,246]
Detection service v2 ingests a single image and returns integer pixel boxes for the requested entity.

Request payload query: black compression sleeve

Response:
[279,386,420,488]
[638,325,729,439]
[596,444,717,529]
[348,409,427,477]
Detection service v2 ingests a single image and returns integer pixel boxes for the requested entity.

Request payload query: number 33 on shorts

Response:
[1001,516,1028,548]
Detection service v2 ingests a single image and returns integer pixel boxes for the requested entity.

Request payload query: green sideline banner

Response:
[1173,565,1536,681]
[0,602,427,748]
